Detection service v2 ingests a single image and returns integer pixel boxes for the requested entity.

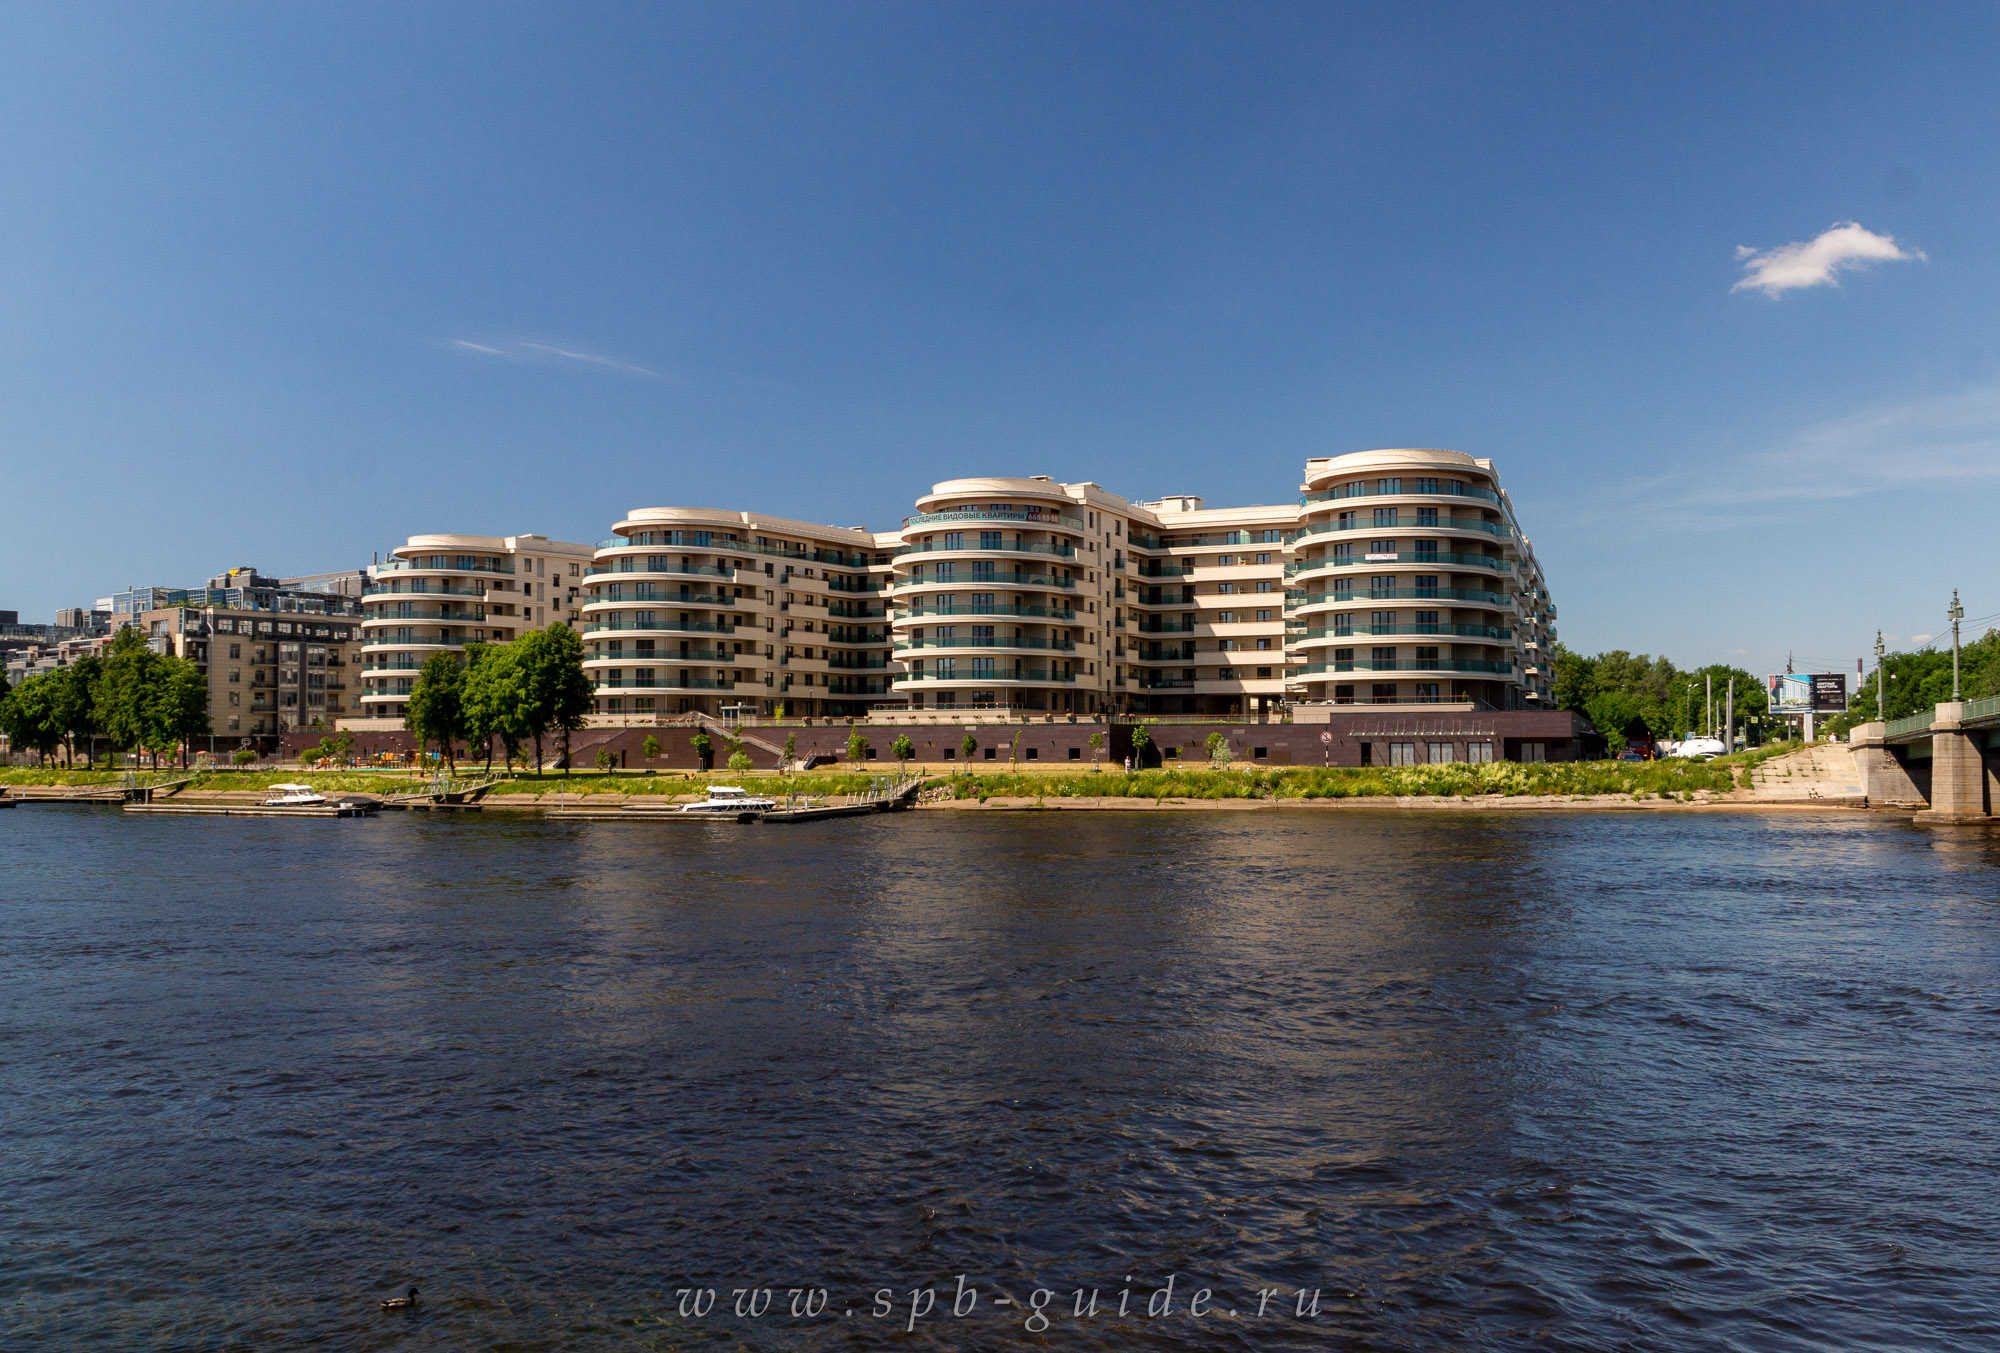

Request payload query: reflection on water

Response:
[2,808,1998,1349]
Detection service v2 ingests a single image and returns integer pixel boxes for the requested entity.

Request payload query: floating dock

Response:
[123,801,378,818]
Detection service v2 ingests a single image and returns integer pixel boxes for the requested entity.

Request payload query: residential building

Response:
[131,603,365,740]
[586,448,1553,722]
[582,510,896,721]
[353,533,596,722]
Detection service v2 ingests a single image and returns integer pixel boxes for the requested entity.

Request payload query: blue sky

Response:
[4,2,1997,678]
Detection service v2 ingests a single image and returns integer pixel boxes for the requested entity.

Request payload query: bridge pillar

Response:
[1849,722,1926,808]
[1913,703,1990,824]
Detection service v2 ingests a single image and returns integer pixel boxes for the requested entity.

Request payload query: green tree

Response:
[98,629,207,766]
[1128,720,1153,767]
[960,731,977,763]
[153,658,210,768]
[691,731,713,769]
[1204,730,1231,766]
[463,643,530,772]
[595,745,616,770]
[1008,727,1023,765]
[726,748,753,772]
[1087,730,1104,769]
[405,651,467,771]
[846,722,869,762]
[511,625,592,773]
[891,733,914,765]
[54,656,102,766]
[782,730,796,764]
[642,734,662,760]
[1,674,66,765]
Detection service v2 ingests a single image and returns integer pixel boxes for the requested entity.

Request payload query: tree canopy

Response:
[1555,644,1768,748]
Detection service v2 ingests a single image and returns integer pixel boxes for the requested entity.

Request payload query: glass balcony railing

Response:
[592,678,736,691]
[361,607,485,622]
[372,559,514,575]
[587,648,735,663]
[895,604,1077,620]
[904,507,1085,532]
[1300,482,1500,505]
[584,591,738,607]
[1289,586,1510,606]
[1292,516,1508,539]
[583,562,730,579]
[1286,552,1508,576]
[894,540,1076,560]
[890,572,1077,591]
[362,584,487,598]
[582,619,736,635]
[894,669,1077,684]
[1290,659,1514,674]
[894,637,1078,652]
[1294,624,1511,640]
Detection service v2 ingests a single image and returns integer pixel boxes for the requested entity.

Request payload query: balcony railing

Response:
[588,648,735,663]
[1292,516,1508,539]
[891,572,1077,591]
[362,584,487,598]
[903,508,1085,532]
[372,559,514,575]
[1294,624,1511,640]
[593,678,736,691]
[360,635,482,648]
[895,604,1077,620]
[582,620,737,635]
[1286,552,1508,576]
[1291,659,1514,674]
[361,607,486,622]
[1289,586,1510,607]
[894,637,1078,652]
[584,562,730,579]
[895,540,1076,559]
[584,591,737,607]
[1134,619,1196,633]
[1301,482,1500,505]
[895,670,1078,684]
[1134,564,1192,578]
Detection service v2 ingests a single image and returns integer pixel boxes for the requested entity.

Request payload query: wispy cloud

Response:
[1732,221,1924,297]
[449,337,665,381]
[1589,382,2000,536]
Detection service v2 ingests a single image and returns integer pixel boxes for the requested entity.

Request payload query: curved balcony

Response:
[359,634,482,651]
[889,571,1077,593]
[1301,482,1499,506]
[581,591,738,609]
[591,677,738,692]
[1287,586,1510,610]
[893,669,1078,685]
[893,603,1077,621]
[372,558,514,576]
[1293,516,1508,540]
[1293,624,1511,641]
[1290,658,1515,675]
[585,648,735,665]
[903,507,1085,534]
[362,584,487,599]
[584,561,732,579]
[360,607,486,623]
[894,637,1078,653]
[894,540,1076,560]
[581,619,737,636]
[1286,552,1509,578]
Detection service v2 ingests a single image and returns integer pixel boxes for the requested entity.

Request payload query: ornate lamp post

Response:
[1950,590,1964,702]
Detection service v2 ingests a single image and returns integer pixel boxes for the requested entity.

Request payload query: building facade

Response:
[132,602,365,740]
[580,448,1553,722]
[353,533,596,722]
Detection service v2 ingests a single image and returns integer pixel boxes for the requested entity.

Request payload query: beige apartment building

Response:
[575,448,1553,723]
[134,603,365,741]
[352,533,596,723]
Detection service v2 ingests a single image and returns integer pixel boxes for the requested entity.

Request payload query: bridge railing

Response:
[1884,710,1936,739]
[1960,694,2000,724]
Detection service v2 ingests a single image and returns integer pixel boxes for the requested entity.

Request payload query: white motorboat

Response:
[678,785,779,816]
[262,783,328,807]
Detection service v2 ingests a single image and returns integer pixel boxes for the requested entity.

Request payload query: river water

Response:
[3,807,1998,1350]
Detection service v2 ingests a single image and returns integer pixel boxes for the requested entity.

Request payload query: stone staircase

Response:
[1751,743,1866,804]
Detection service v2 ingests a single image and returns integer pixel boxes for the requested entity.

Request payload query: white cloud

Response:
[1731,221,1925,297]
[449,337,664,380]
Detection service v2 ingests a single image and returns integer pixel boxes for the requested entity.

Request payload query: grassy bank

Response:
[2,743,1800,802]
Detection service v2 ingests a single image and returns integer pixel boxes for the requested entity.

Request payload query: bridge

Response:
[1851,695,2000,822]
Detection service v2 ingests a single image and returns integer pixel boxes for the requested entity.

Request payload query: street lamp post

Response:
[1874,629,1886,719]
[1950,590,1964,702]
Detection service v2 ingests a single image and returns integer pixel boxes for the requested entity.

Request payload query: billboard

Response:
[1768,673,1811,713]
[1810,673,1847,712]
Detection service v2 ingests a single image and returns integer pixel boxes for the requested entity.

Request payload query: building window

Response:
[1428,742,1454,763]
[1372,683,1398,704]
[1466,742,1494,763]
[1334,684,1354,703]
[1389,741,1416,765]
[1371,647,1396,663]
[1415,683,1440,702]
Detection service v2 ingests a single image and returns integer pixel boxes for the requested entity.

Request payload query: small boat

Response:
[678,785,779,817]
[262,783,329,808]
[1665,737,1728,760]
